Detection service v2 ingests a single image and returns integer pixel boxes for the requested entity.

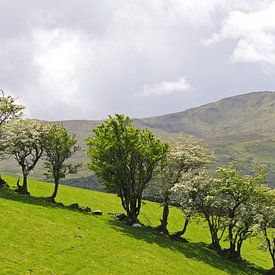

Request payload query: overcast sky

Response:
[1,0,275,120]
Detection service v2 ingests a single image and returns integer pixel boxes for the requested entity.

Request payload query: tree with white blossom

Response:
[3,119,46,194]
[154,135,214,235]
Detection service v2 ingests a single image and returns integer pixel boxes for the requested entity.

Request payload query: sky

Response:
[0,0,275,120]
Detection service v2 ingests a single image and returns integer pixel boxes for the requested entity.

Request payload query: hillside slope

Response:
[138,91,275,138]
[0,176,271,274]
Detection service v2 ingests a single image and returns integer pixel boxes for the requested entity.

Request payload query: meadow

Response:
[0,176,271,274]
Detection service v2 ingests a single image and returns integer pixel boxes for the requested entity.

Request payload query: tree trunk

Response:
[128,210,138,225]
[22,174,28,194]
[171,217,190,239]
[51,179,59,202]
[17,173,29,194]
[156,198,169,234]
[128,198,139,224]
[236,239,243,259]
[228,224,235,255]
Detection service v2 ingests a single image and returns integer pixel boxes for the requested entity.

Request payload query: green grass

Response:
[0,176,271,274]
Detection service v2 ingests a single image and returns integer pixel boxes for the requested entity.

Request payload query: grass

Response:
[0,176,272,274]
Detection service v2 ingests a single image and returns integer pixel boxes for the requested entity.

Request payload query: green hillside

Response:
[139,91,275,138]
[0,176,271,274]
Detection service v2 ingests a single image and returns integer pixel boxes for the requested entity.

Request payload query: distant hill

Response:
[1,91,275,186]
[137,91,275,138]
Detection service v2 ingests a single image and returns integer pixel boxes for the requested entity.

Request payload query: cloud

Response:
[136,77,192,97]
[201,1,275,67]
[0,1,275,120]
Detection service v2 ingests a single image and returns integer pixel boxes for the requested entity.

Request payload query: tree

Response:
[43,123,81,202]
[2,119,46,194]
[254,188,275,273]
[0,90,24,158]
[172,170,226,250]
[154,136,214,235]
[214,164,268,260]
[86,114,168,224]
[0,90,24,126]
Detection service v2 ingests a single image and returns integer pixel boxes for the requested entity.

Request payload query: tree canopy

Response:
[86,114,168,224]
[2,119,46,194]
[43,123,81,201]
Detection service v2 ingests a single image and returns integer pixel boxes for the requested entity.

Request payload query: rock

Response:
[69,203,80,209]
[84,207,91,213]
[132,223,142,228]
[92,210,103,215]
[107,212,127,222]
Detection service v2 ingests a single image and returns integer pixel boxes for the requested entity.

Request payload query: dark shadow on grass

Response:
[0,187,91,215]
[108,219,267,275]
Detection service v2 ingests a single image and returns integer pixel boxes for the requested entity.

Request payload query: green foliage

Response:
[214,164,269,258]
[86,114,168,223]
[173,163,273,259]
[43,123,81,200]
[44,123,81,181]
[254,188,275,271]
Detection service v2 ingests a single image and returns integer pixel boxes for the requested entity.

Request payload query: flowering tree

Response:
[3,119,46,194]
[0,90,24,158]
[172,170,226,249]
[214,165,268,260]
[254,188,275,273]
[0,90,24,126]
[155,136,214,235]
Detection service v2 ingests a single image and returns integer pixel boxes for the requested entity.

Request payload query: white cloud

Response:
[0,0,275,120]
[201,1,275,66]
[136,77,192,97]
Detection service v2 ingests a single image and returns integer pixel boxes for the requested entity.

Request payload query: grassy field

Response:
[0,176,272,274]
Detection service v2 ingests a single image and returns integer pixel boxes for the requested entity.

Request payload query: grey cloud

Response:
[0,0,274,120]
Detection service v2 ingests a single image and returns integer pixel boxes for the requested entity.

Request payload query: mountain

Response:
[1,91,275,186]
[137,91,275,138]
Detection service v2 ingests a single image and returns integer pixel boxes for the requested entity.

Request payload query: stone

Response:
[92,210,103,215]
[84,207,92,213]
[69,203,80,209]
[131,223,142,228]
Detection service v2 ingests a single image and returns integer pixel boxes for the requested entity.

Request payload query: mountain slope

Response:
[137,91,275,138]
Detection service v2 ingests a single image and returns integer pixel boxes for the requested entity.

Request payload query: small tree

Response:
[172,170,226,250]
[154,136,214,235]
[86,114,168,224]
[44,123,81,202]
[3,119,46,194]
[0,90,24,125]
[215,164,268,260]
[0,90,24,158]
[254,188,275,273]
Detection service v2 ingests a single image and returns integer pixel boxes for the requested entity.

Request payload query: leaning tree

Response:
[86,114,168,224]
[3,119,46,194]
[172,170,227,250]
[214,164,268,260]
[43,123,81,201]
[154,136,214,235]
